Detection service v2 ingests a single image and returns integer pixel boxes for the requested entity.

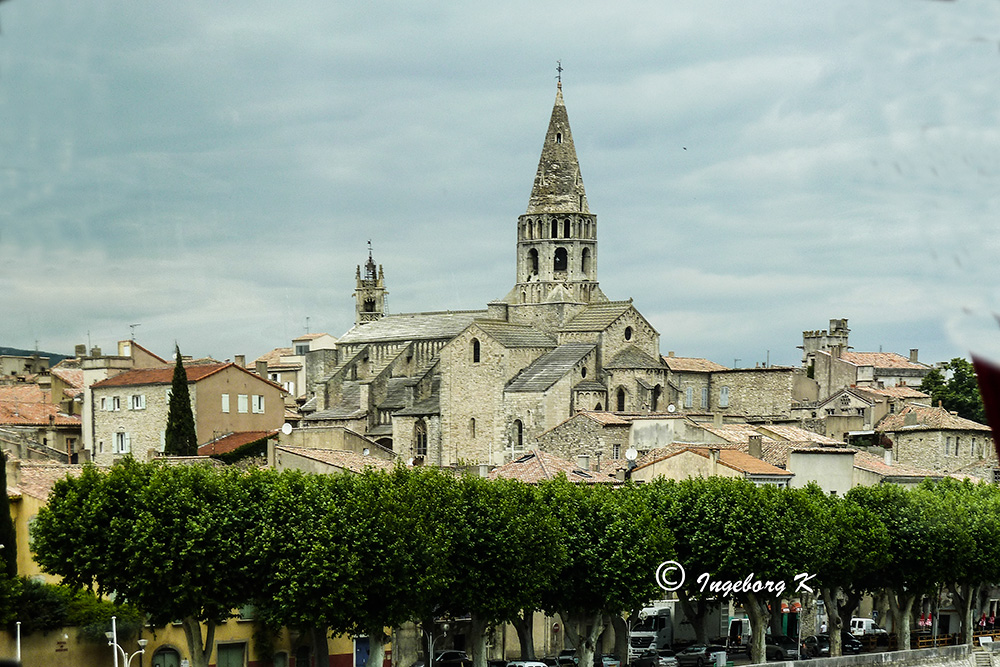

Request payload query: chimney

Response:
[74,344,87,358]
[235,355,246,368]
[884,449,892,466]
[668,351,675,358]
[577,454,590,471]
[709,448,720,475]
[831,345,842,359]
[909,349,919,363]
[255,360,269,378]
[90,346,102,358]
[748,434,763,459]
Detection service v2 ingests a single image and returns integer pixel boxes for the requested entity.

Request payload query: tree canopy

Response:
[921,357,987,424]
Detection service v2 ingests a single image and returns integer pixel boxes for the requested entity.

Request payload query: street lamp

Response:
[427,622,450,667]
[105,615,148,667]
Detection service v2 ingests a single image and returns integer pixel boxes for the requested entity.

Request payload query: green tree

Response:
[32,460,267,667]
[920,358,986,424]
[539,479,672,667]
[164,344,198,456]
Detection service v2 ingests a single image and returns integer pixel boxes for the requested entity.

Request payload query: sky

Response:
[2,0,999,368]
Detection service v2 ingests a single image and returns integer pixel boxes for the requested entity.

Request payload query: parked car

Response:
[764,635,799,661]
[631,647,677,667]
[850,618,888,637]
[506,662,549,667]
[803,632,863,658]
[412,651,473,667]
[674,645,726,667]
[557,651,621,667]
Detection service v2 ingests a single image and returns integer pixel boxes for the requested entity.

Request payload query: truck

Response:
[628,601,727,660]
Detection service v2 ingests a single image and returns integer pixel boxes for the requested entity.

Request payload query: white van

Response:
[850,618,887,636]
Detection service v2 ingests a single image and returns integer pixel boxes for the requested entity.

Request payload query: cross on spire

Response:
[556,60,563,84]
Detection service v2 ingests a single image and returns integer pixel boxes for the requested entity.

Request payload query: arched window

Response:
[528,249,539,275]
[564,218,571,238]
[363,298,376,313]
[652,385,662,412]
[513,419,524,450]
[554,247,568,272]
[551,219,558,238]
[471,338,481,363]
[616,388,626,412]
[526,222,533,240]
[555,132,563,144]
[595,402,603,411]
[414,420,427,457]
[469,418,476,438]
[581,247,591,274]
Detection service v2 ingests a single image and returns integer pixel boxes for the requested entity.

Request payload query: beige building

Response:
[630,446,793,486]
[876,404,995,476]
[90,361,285,463]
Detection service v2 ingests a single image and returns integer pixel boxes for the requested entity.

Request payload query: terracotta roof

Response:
[0,385,48,403]
[275,446,397,473]
[578,411,633,426]
[9,462,93,501]
[852,450,943,481]
[292,333,331,341]
[634,446,793,477]
[253,348,293,366]
[877,405,991,433]
[50,367,84,389]
[92,362,284,392]
[0,401,80,427]
[840,351,929,370]
[756,424,843,445]
[198,430,277,456]
[489,450,621,484]
[858,386,930,400]
[699,423,780,444]
[662,356,729,372]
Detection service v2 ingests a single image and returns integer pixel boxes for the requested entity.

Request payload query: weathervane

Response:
[556,60,563,84]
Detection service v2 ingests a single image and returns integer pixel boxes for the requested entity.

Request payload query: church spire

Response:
[525,81,589,215]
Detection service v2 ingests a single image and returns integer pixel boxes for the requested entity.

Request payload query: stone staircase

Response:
[974,650,994,667]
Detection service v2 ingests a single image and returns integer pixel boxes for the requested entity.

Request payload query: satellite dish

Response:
[407,457,415,466]
[667,404,676,413]
[625,448,638,462]
[280,422,293,435]
[362,448,370,456]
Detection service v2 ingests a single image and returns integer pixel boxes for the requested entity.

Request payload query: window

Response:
[955,436,960,456]
[652,385,662,411]
[684,386,693,409]
[238,394,249,414]
[973,437,978,457]
[114,431,130,454]
[414,420,428,458]
[564,218,571,237]
[555,132,562,144]
[617,388,626,412]
[129,394,145,410]
[294,343,309,355]
[471,338,481,363]
[701,387,709,409]
[221,393,230,413]
[469,418,476,438]
[283,380,295,395]
[554,247,567,271]
[528,248,539,275]
[582,247,591,274]
[946,436,953,456]
[216,644,246,667]
[252,395,265,413]
[719,386,730,408]
[551,219,558,238]
[624,326,633,341]
[612,444,621,459]
[512,419,524,451]
[103,396,121,411]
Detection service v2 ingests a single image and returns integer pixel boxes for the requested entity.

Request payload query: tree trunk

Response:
[948,582,978,646]
[821,587,842,657]
[676,592,712,645]
[610,614,630,663]
[312,626,331,667]
[562,612,605,667]
[181,617,215,667]
[469,615,490,667]
[365,631,390,667]
[512,610,536,659]
[887,590,915,651]
[742,593,768,666]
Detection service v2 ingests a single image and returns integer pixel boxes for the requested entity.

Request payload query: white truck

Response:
[628,601,727,660]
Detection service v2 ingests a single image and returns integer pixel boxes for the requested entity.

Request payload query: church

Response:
[302,83,667,467]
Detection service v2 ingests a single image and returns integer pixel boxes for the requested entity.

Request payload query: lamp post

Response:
[105,616,148,667]
[426,622,450,667]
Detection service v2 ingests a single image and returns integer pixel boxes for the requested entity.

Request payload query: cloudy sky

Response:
[2,0,999,368]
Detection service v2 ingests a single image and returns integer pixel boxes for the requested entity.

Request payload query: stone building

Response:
[876,404,995,477]
[304,83,671,466]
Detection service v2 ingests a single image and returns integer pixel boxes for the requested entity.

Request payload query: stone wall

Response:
[710,368,794,418]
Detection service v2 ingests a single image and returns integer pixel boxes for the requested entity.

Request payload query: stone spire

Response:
[353,243,387,325]
[526,82,589,215]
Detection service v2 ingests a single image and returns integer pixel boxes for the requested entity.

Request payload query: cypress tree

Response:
[164,344,198,456]
[0,450,16,578]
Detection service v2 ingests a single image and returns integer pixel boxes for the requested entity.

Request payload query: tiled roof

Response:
[560,302,634,332]
[578,411,633,426]
[877,405,991,433]
[292,333,331,341]
[9,461,92,501]
[253,348,293,366]
[699,423,780,445]
[306,382,366,420]
[840,351,929,370]
[50,367,84,389]
[276,446,397,473]
[489,450,621,484]
[198,430,277,456]
[338,310,487,344]
[92,363,230,388]
[859,386,931,400]
[635,446,793,477]
[0,385,48,403]
[605,346,664,370]
[507,344,595,393]
[0,401,80,427]
[756,424,843,446]
[474,321,558,349]
[852,451,943,480]
[573,380,608,393]
[662,356,729,372]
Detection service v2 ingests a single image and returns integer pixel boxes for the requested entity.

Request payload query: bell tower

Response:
[354,243,387,325]
[505,81,605,308]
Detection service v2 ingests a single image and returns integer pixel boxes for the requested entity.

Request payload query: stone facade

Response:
[878,405,995,476]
